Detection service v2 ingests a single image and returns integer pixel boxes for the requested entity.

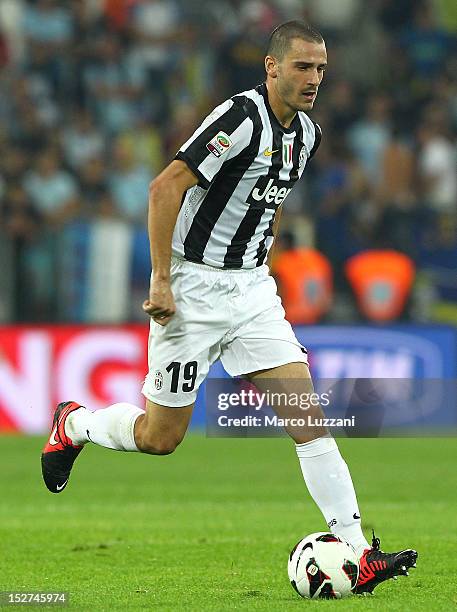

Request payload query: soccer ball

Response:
[288,532,359,599]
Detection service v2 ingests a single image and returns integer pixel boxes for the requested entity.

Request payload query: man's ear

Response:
[265,55,278,78]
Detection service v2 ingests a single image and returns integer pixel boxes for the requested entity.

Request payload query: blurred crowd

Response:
[0,0,456,323]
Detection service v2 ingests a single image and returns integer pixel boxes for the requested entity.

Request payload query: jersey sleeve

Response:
[175,98,254,189]
[308,121,322,160]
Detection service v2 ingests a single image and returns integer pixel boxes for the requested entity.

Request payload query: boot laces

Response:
[371,529,381,551]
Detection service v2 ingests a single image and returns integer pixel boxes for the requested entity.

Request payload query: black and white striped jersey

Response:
[173,82,321,269]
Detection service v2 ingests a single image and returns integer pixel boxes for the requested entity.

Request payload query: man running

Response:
[42,20,417,594]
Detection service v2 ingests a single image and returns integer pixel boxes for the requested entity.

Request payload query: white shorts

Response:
[142,257,308,407]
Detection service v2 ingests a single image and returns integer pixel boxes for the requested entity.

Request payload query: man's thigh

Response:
[142,260,229,407]
[220,272,308,377]
[142,322,221,407]
[247,362,328,442]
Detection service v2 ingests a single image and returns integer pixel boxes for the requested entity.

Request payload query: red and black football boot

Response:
[41,401,84,493]
[355,531,418,595]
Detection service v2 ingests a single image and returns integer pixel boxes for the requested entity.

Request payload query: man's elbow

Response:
[149,161,197,205]
[148,177,169,206]
[149,177,162,198]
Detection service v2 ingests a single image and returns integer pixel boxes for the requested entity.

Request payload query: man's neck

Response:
[265,80,296,129]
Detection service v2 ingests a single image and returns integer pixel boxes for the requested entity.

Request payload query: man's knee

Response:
[137,432,183,455]
[136,400,193,455]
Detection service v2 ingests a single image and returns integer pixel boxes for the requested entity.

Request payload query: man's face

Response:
[268,38,327,112]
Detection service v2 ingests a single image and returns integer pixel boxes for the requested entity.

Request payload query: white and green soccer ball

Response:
[288,532,359,599]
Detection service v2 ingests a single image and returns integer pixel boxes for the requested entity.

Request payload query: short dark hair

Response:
[267,20,324,60]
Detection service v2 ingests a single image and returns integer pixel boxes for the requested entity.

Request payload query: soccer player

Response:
[42,21,417,594]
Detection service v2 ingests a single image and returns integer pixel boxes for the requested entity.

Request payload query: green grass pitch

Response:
[0,435,456,610]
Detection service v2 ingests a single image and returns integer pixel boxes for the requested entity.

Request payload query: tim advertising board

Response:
[0,325,455,433]
[299,325,457,379]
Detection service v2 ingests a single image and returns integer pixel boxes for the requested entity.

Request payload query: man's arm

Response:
[142,160,198,325]
[266,204,283,271]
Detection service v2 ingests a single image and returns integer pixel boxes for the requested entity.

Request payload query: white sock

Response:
[65,403,145,452]
[296,436,370,556]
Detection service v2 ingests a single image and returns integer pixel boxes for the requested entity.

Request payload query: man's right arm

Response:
[142,160,198,325]
[143,97,253,324]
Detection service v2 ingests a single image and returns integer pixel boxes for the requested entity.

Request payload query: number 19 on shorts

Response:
[166,361,198,393]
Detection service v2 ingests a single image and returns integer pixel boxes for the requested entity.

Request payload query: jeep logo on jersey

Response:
[206,131,233,158]
[247,177,292,209]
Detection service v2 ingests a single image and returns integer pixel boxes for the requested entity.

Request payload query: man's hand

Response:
[142,279,176,326]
